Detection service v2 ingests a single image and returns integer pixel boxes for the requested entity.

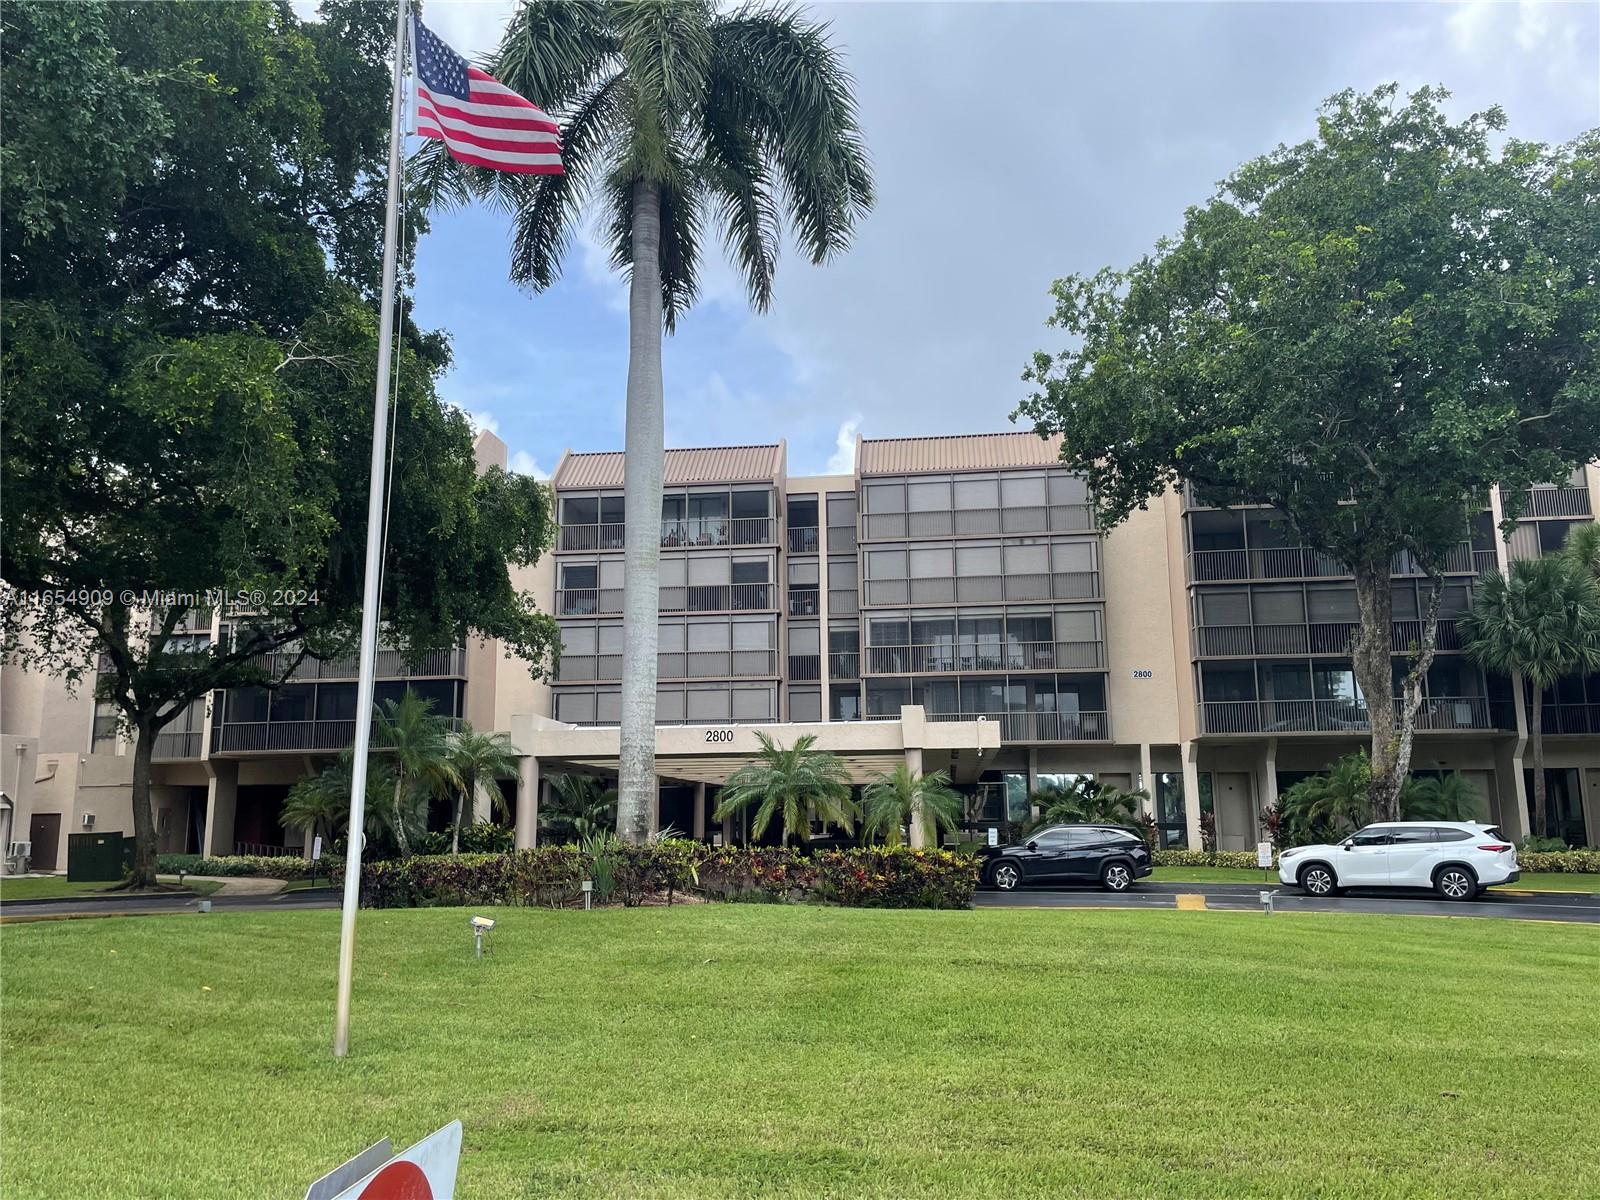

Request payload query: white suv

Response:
[1278,822,1520,901]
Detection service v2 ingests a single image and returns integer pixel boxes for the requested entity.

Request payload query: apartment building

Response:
[4,433,1597,872]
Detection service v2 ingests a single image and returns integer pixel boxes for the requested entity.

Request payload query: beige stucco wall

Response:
[1101,498,1185,747]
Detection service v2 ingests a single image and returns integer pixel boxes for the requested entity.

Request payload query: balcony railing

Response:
[560,517,777,552]
[213,717,464,754]
[788,587,820,616]
[1523,486,1592,518]
[863,571,1100,607]
[861,504,1094,541]
[1198,697,1511,735]
[152,730,202,759]
[926,709,1110,741]
[827,524,858,552]
[828,651,860,679]
[864,640,1106,675]
[1541,703,1600,735]
[1187,544,1493,583]
[559,583,774,616]
[558,649,778,682]
[827,587,859,616]
[250,648,467,681]
[1193,620,1462,657]
[787,526,819,553]
[787,654,821,681]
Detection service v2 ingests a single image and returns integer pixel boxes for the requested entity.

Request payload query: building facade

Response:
[5,433,1598,872]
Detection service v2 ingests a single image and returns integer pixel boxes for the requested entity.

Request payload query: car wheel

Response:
[1101,862,1134,892]
[1299,863,1340,897]
[990,861,1022,892]
[1434,866,1477,902]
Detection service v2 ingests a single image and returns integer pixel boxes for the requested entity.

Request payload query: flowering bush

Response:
[1153,850,1270,870]
[353,845,979,910]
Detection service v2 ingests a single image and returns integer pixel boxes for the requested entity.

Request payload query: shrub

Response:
[156,854,337,880]
[354,845,979,910]
[1519,849,1600,874]
[412,823,515,856]
[1153,850,1271,870]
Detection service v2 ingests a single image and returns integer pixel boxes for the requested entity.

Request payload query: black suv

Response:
[978,824,1153,892]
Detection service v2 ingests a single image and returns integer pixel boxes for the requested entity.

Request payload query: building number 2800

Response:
[704,729,735,743]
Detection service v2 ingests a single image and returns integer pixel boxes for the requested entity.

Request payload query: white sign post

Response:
[1257,840,1273,884]
[312,836,324,862]
[306,1121,461,1200]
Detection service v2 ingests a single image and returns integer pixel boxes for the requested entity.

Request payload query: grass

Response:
[3,906,1597,1200]
[0,876,224,902]
[1151,866,1600,893]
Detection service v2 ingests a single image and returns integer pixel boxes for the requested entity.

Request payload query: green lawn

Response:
[1151,866,1600,892]
[0,876,224,902]
[3,906,1597,1199]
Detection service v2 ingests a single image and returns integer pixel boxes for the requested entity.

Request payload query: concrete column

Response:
[1027,746,1040,823]
[1137,743,1155,818]
[692,781,707,841]
[1498,739,1530,842]
[515,756,539,850]
[1261,737,1280,815]
[472,775,495,825]
[1181,741,1203,850]
[202,759,239,858]
[905,746,927,848]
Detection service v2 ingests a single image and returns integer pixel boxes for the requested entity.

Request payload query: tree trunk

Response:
[128,724,159,888]
[1530,685,1547,841]
[1351,560,1403,820]
[617,178,666,846]
[450,787,464,855]
[391,773,411,859]
[1391,567,1443,819]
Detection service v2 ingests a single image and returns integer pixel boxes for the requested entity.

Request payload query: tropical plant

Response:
[1399,774,1483,823]
[1276,753,1374,846]
[579,828,622,901]
[418,0,873,843]
[713,733,856,846]
[445,726,520,855]
[1563,521,1600,586]
[282,748,412,854]
[861,765,962,848]
[1028,776,1146,829]
[373,691,459,859]
[1017,85,1600,821]
[542,774,619,844]
[1459,556,1600,839]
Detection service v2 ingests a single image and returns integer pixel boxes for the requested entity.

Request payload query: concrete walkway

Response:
[156,874,287,898]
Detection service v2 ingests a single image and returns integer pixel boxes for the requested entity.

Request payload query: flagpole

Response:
[334,0,408,1061]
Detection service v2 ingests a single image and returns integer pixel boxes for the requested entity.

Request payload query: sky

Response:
[322,1,1600,479]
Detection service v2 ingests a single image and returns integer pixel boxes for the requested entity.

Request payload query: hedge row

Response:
[157,853,338,880]
[353,844,979,911]
[1153,848,1600,874]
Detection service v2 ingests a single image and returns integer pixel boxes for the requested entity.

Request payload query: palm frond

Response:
[491,0,621,112]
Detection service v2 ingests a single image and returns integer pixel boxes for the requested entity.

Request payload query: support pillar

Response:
[472,774,495,825]
[1137,743,1155,819]
[1261,737,1279,824]
[692,781,707,842]
[1181,741,1203,851]
[905,746,927,848]
[1027,746,1040,823]
[202,759,239,859]
[515,756,539,850]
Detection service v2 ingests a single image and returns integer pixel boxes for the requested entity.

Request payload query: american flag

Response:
[412,17,562,175]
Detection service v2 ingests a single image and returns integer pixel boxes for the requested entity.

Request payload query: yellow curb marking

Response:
[1175,894,1208,911]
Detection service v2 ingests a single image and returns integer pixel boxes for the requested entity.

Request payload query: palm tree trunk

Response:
[617,178,666,846]
[391,773,411,859]
[450,787,464,855]
[1530,684,1547,841]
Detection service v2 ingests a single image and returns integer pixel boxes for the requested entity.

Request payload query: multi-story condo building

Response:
[4,433,1597,872]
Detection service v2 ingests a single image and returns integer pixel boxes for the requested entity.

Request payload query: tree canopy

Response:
[1017,85,1600,816]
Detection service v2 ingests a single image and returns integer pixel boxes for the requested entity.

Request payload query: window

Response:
[828,627,858,653]
[228,687,270,723]
[562,564,598,590]
[953,477,998,510]
[270,684,313,722]
[734,619,774,651]
[599,495,624,524]
[1051,541,1095,572]
[1391,585,1419,621]
[908,546,953,578]
[788,688,821,722]
[1432,826,1472,843]
[789,559,820,586]
[656,688,685,723]
[688,622,728,652]
[658,624,687,653]
[787,625,820,655]
[555,690,596,723]
[561,496,598,525]
[1048,473,1089,505]
[956,543,1001,575]
[1350,828,1391,846]
[1053,609,1099,641]
[1252,587,1305,625]
[865,549,906,579]
[563,626,598,656]
[907,480,950,511]
[866,678,910,716]
[733,559,769,585]
[690,555,729,586]
[1307,586,1358,623]
[732,686,773,720]
[732,490,770,519]
[1001,473,1047,507]
[867,616,909,646]
[687,687,730,722]
[829,684,861,721]
[864,482,903,513]
[659,557,688,588]
[1199,591,1251,626]
[1004,543,1047,574]
[595,690,621,724]
[826,495,856,526]
[316,684,357,721]
[1388,827,1434,845]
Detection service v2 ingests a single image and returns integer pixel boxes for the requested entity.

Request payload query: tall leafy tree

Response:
[420,0,873,843]
[445,726,519,855]
[861,764,962,848]
[713,732,855,846]
[0,1,560,886]
[1017,85,1600,820]
[1459,556,1600,840]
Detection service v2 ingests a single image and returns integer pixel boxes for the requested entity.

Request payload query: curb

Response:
[0,889,199,910]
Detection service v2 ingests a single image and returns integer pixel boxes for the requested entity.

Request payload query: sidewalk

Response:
[156,874,287,898]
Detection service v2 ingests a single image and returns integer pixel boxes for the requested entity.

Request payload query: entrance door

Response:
[28,812,62,872]
[1214,773,1254,850]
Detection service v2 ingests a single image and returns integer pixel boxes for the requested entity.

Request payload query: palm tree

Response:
[1563,521,1600,586]
[713,732,855,846]
[861,764,962,848]
[282,748,402,850]
[446,726,520,855]
[1029,776,1145,828]
[1400,773,1482,823]
[542,774,619,844]
[373,691,459,859]
[418,1,872,843]
[1460,556,1600,839]
[1277,752,1374,846]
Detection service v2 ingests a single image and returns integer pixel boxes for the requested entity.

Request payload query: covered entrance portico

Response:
[507,706,1001,849]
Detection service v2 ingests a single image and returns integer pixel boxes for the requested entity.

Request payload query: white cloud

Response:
[463,409,499,436]
[509,449,547,479]
[825,415,862,475]
[292,0,515,59]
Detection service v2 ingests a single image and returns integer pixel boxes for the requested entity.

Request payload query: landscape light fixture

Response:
[469,915,495,958]
[1260,890,1276,914]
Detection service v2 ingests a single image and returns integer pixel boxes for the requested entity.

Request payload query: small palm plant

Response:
[1030,776,1145,828]
[1277,752,1373,845]
[1460,556,1600,839]
[373,691,458,859]
[1561,520,1600,585]
[283,748,401,851]
[1400,773,1482,823]
[446,726,520,855]
[861,764,963,848]
[542,774,619,844]
[713,732,855,846]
